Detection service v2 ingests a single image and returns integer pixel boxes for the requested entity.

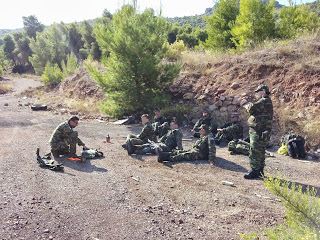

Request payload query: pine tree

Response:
[204,0,239,50]
[87,2,180,117]
[230,0,276,51]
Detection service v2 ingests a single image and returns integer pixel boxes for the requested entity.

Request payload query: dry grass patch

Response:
[0,83,13,94]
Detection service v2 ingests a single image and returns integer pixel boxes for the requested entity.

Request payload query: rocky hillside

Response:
[170,37,320,150]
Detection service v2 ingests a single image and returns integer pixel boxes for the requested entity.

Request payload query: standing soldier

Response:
[244,84,273,179]
[156,124,216,165]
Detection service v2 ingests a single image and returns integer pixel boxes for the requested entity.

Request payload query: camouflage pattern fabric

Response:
[215,121,243,142]
[127,122,157,146]
[247,96,273,170]
[228,139,250,155]
[49,121,85,153]
[169,134,216,162]
[135,128,183,154]
[153,116,167,125]
[193,114,218,136]
[153,122,170,137]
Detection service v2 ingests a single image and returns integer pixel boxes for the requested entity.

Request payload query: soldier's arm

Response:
[192,119,202,131]
[248,98,265,114]
[222,123,239,135]
[137,124,152,140]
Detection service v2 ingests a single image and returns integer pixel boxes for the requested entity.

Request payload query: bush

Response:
[160,104,192,125]
[41,62,63,88]
[0,65,3,78]
[12,64,26,74]
[165,40,187,61]
[62,53,78,78]
[240,176,320,239]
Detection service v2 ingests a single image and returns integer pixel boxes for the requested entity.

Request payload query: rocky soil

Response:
[0,76,319,240]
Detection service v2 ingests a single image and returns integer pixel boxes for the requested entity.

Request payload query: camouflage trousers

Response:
[169,149,204,162]
[228,140,250,155]
[135,142,172,154]
[215,132,233,142]
[249,129,269,170]
[50,131,79,154]
[126,134,145,146]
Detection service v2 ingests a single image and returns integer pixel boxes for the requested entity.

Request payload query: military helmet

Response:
[199,124,209,132]
[255,84,270,94]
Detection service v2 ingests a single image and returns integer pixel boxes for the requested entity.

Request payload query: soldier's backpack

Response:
[281,134,306,159]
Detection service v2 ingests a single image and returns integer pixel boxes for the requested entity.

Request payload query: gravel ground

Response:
[0,77,319,240]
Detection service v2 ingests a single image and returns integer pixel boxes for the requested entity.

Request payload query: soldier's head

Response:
[154,110,161,118]
[230,113,240,122]
[141,114,150,124]
[199,124,209,135]
[68,116,79,128]
[202,110,210,119]
[255,84,270,99]
[170,118,179,130]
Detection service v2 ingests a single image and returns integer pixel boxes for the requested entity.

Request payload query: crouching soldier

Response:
[215,113,243,145]
[134,119,183,154]
[126,114,157,155]
[49,116,89,158]
[156,124,216,165]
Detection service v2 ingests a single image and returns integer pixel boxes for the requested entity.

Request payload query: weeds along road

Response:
[0,76,319,239]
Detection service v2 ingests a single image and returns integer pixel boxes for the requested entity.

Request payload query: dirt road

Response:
[0,76,319,240]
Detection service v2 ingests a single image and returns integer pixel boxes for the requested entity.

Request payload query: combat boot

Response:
[244,169,260,179]
[126,140,136,155]
[155,148,171,162]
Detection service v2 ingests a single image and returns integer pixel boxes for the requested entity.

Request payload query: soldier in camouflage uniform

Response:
[228,138,250,155]
[244,84,273,179]
[134,119,183,154]
[152,110,170,137]
[192,110,218,138]
[126,114,157,155]
[215,113,243,145]
[49,116,89,158]
[156,124,216,165]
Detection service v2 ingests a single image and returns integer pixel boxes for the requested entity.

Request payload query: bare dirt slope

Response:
[0,77,319,239]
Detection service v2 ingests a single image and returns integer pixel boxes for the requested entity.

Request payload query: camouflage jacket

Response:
[247,96,273,131]
[220,121,243,139]
[153,116,168,125]
[193,114,218,135]
[192,134,215,162]
[137,122,157,143]
[159,129,183,151]
[49,121,85,146]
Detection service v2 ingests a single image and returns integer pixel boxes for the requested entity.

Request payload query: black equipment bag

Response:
[281,134,306,159]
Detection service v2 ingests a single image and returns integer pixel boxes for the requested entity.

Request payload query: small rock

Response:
[4,103,8,106]
[231,82,240,90]
[44,229,50,233]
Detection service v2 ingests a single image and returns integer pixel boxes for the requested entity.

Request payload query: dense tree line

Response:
[0,0,319,116]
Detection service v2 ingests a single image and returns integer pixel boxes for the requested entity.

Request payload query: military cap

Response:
[255,84,270,94]
[199,124,209,132]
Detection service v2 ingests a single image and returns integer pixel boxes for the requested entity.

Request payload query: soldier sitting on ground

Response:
[133,119,183,154]
[152,109,170,138]
[156,124,216,165]
[191,109,218,138]
[228,137,250,155]
[215,113,243,145]
[126,114,157,155]
[49,116,89,159]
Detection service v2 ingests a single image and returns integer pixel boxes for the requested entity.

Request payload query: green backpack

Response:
[81,149,104,160]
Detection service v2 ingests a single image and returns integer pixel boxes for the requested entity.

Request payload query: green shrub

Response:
[0,65,3,78]
[240,176,320,239]
[160,104,192,124]
[41,62,63,88]
[62,53,78,78]
[165,40,187,61]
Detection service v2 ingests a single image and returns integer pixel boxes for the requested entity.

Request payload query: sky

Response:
[0,0,317,29]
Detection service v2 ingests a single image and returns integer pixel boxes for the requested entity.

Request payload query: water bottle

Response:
[106,134,111,143]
